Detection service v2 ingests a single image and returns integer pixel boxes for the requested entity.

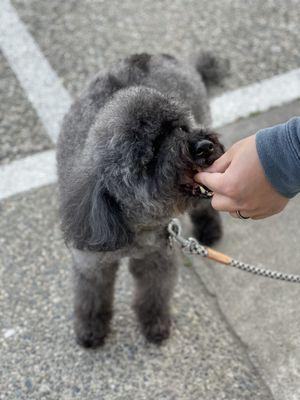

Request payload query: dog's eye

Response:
[179,125,189,133]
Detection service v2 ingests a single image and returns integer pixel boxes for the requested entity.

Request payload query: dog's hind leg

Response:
[71,249,119,348]
[129,250,177,344]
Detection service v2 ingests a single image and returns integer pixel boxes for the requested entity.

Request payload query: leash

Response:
[168,218,300,284]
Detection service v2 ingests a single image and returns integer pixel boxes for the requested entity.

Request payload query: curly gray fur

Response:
[57,52,226,347]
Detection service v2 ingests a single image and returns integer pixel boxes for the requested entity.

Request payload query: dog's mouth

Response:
[179,167,214,199]
[181,181,214,198]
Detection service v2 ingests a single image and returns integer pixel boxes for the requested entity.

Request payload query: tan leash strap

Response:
[168,218,300,284]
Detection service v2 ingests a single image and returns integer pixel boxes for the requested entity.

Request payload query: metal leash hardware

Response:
[168,218,300,284]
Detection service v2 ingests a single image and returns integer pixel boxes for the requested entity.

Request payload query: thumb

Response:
[194,171,227,194]
[204,150,232,173]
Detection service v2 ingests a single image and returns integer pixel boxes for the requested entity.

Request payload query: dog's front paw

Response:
[74,316,110,348]
[141,315,171,345]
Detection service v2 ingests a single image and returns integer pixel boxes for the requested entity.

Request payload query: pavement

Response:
[2,107,300,400]
[1,1,300,399]
[0,51,52,164]
[0,187,273,400]
[11,0,300,96]
[193,102,300,400]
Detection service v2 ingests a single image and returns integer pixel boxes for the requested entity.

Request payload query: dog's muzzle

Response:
[189,139,222,167]
[192,139,215,159]
[179,138,223,198]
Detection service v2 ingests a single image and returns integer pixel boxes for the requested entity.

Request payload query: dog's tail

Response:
[195,51,230,86]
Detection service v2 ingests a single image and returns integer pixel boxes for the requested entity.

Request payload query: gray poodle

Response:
[57,52,228,348]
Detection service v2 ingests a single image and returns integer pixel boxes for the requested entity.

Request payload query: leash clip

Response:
[168,219,208,256]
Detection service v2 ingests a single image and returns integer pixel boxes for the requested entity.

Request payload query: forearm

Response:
[256,117,300,198]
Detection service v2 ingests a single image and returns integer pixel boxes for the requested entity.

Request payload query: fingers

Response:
[230,212,269,220]
[194,172,227,195]
[230,211,240,219]
[211,193,273,219]
[251,211,279,220]
[229,209,276,220]
[194,150,233,194]
[204,151,232,173]
[210,194,238,212]
[229,211,251,219]
[251,215,268,220]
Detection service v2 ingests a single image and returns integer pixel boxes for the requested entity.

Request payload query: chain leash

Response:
[168,218,300,284]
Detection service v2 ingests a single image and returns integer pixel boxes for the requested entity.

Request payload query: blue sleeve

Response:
[255,117,300,198]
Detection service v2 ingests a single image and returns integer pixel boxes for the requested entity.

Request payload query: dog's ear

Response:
[62,177,134,251]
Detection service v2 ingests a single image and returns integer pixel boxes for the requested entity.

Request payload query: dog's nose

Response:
[193,140,214,157]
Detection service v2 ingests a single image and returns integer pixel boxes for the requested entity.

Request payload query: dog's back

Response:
[57,52,228,183]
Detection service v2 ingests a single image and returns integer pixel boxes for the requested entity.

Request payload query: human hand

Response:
[194,134,289,219]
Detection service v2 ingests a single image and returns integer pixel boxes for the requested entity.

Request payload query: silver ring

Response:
[236,210,250,220]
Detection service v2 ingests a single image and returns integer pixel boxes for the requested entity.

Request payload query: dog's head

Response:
[65,87,224,251]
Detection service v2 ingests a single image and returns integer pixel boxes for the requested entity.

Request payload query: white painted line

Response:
[0,0,72,143]
[0,151,56,200]
[211,68,300,128]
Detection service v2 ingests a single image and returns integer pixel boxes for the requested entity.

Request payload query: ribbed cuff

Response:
[255,118,300,199]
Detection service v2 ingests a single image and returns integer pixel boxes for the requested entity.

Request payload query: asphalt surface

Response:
[0,187,272,400]
[196,198,300,400]
[11,0,300,97]
[0,51,53,164]
[1,1,300,399]
[3,0,300,162]
[220,99,300,148]
[193,103,300,400]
